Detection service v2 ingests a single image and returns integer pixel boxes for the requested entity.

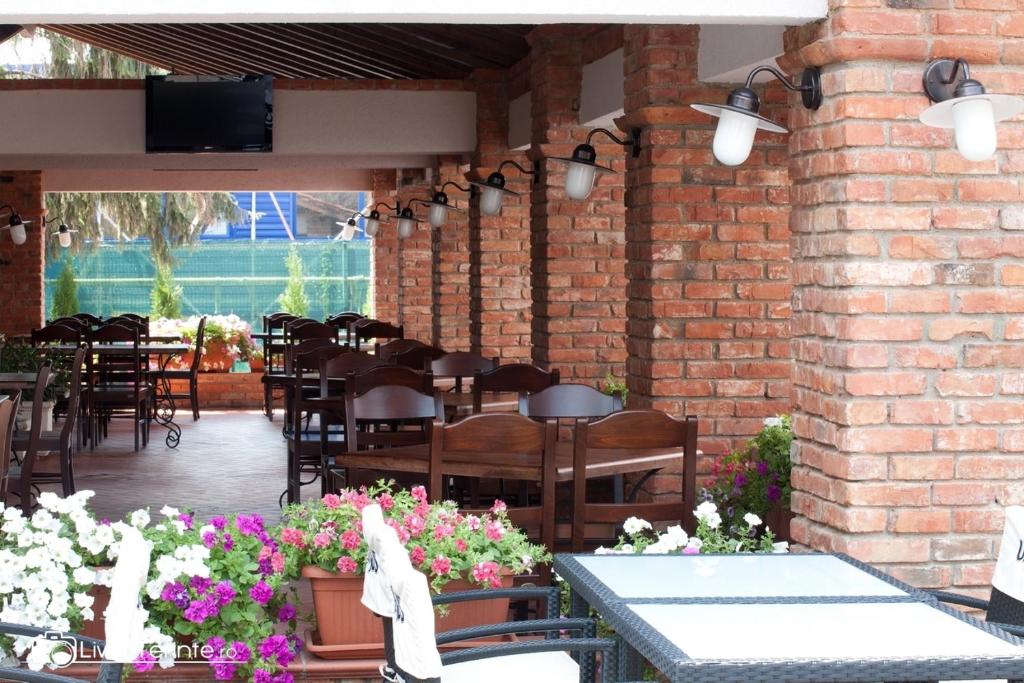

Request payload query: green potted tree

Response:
[0,342,68,432]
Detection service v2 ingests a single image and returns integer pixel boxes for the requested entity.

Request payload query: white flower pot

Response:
[16,400,55,434]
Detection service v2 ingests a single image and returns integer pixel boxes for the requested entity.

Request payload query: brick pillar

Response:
[0,171,45,336]
[370,169,398,323]
[621,26,793,463]
[433,155,472,351]
[468,69,533,362]
[783,2,1024,589]
[528,26,628,384]
[394,173,433,342]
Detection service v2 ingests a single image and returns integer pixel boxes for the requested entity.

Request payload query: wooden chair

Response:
[71,312,104,327]
[0,394,19,503]
[90,324,151,451]
[571,411,699,550]
[11,346,87,501]
[334,385,442,490]
[472,364,560,414]
[351,319,404,351]
[153,315,206,421]
[392,344,445,370]
[519,383,622,419]
[326,311,364,344]
[429,413,558,578]
[46,317,91,333]
[375,338,428,362]
[319,350,388,392]
[345,365,434,396]
[106,315,149,340]
[32,322,83,346]
[261,312,298,420]
[7,361,52,514]
[287,319,338,343]
[429,351,498,393]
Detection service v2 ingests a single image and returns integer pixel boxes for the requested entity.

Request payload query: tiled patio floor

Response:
[31,410,290,524]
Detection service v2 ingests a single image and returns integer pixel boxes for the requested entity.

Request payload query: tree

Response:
[151,261,183,320]
[278,246,310,317]
[318,248,334,319]
[51,259,79,319]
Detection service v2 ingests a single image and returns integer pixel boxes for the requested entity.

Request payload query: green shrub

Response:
[600,373,628,407]
[51,259,79,319]
[150,262,183,319]
[278,245,309,317]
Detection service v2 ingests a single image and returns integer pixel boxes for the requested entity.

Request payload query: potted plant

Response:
[702,415,794,542]
[0,341,69,432]
[278,482,549,658]
[152,315,259,373]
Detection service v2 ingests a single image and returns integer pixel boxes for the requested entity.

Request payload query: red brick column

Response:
[394,174,434,342]
[370,169,399,323]
[468,69,533,362]
[0,171,45,336]
[528,27,628,384]
[433,155,472,352]
[783,2,1024,589]
[621,27,793,461]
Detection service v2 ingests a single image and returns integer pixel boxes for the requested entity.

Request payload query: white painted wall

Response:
[698,25,786,84]
[580,48,624,129]
[7,0,828,25]
[508,91,531,151]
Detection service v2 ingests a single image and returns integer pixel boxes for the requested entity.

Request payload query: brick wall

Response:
[468,69,533,362]
[782,0,1024,590]
[0,171,45,337]
[621,27,793,464]
[433,155,472,351]
[528,26,628,385]
[168,372,263,409]
[370,169,399,324]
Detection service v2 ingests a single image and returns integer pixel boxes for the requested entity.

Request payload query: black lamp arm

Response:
[744,65,813,93]
[940,58,971,85]
[373,201,400,213]
[43,215,65,226]
[0,204,14,215]
[497,160,538,177]
[440,181,473,194]
[585,128,633,147]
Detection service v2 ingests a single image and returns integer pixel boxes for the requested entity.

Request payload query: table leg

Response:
[569,589,597,680]
[615,636,644,682]
[152,353,181,449]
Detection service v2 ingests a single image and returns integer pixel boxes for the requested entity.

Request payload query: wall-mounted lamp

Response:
[335,217,360,242]
[692,65,822,166]
[0,204,29,245]
[469,160,539,216]
[44,216,77,248]
[396,207,422,239]
[419,182,471,229]
[920,58,1024,162]
[551,127,641,200]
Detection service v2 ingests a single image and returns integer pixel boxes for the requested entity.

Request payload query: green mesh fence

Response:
[44,241,372,324]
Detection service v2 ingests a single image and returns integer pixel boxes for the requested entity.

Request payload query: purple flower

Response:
[179,513,194,530]
[249,580,273,605]
[211,515,228,530]
[202,531,218,548]
[253,671,273,683]
[100,517,111,526]
[133,651,157,672]
[184,598,218,624]
[273,673,294,683]
[223,533,235,552]
[277,603,297,622]
[160,581,189,608]
[767,484,782,503]
[756,460,769,476]
[258,635,288,660]
[287,634,302,653]
[214,580,237,607]
[230,642,251,663]
[206,636,226,654]
[236,514,264,536]
[190,576,213,593]
[734,473,747,488]
[211,661,237,680]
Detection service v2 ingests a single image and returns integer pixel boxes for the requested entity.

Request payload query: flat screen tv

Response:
[145,75,273,153]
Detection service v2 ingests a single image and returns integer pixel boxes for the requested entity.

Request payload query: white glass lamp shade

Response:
[397,217,416,239]
[58,228,72,248]
[479,186,505,215]
[952,98,997,162]
[712,109,760,167]
[9,220,27,246]
[427,203,447,228]
[341,222,357,241]
[565,161,597,200]
[364,218,380,237]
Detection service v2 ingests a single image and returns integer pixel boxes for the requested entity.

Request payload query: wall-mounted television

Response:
[145,75,273,153]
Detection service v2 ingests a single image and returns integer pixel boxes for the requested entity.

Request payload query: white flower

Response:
[694,501,718,522]
[159,505,180,519]
[642,540,672,555]
[763,416,783,427]
[663,525,688,550]
[622,516,652,537]
[706,512,722,530]
[594,546,614,555]
[73,593,94,610]
[619,543,634,554]
[772,541,790,554]
[130,509,151,528]
[73,567,95,586]
[743,513,762,528]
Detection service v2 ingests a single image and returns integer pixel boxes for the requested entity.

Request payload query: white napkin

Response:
[361,504,394,617]
[103,526,152,662]
[992,506,1024,603]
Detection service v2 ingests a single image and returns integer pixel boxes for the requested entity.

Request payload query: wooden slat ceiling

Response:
[42,23,535,80]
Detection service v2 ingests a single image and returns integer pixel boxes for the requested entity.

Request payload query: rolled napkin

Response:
[103,525,153,663]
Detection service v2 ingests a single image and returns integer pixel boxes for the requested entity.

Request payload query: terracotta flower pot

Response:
[301,565,514,659]
[765,505,795,543]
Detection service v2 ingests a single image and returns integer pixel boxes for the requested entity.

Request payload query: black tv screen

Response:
[145,75,273,153]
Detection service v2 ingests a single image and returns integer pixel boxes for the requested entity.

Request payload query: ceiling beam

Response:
[0,24,21,46]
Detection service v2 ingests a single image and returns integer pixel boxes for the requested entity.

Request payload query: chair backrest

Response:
[16,362,53,514]
[31,323,82,346]
[264,312,298,332]
[351,319,404,350]
[574,410,699,540]
[472,364,559,414]
[72,312,103,326]
[0,394,19,501]
[105,315,147,338]
[288,319,338,343]
[92,322,140,344]
[117,313,149,325]
[319,350,386,397]
[91,323,143,385]
[188,316,208,374]
[289,337,339,374]
[47,317,90,332]
[519,383,622,419]
[345,385,442,452]
[59,345,88,442]
[327,311,364,327]
[989,505,1024,627]
[392,345,446,371]
[429,351,498,378]
[345,365,434,396]
[375,338,428,362]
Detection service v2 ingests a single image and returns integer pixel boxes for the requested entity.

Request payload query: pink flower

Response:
[405,514,426,536]
[336,557,358,573]
[397,527,411,544]
[281,528,305,547]
[411,485,428,502]
[341,530,361,551]
[455,539,468,552]
[466,515,481,531]
[351,492,372,511]
[682,546,700,555]
[415,501,430,518]
[409,546,426,566]
[313,533,332,549]
[433,523,454,541]
[431,555,452,576]
[322,494,342,509]
[485,520,505,542]
[490,500,507,514]
[472,560,501,587]
[271,552,285,574]
[377,493,395,511]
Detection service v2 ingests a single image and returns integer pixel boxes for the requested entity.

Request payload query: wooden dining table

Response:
[0,372,51,393]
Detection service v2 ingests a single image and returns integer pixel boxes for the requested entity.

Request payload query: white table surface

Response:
[574,554,909,599]
[627,601,1024,661]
